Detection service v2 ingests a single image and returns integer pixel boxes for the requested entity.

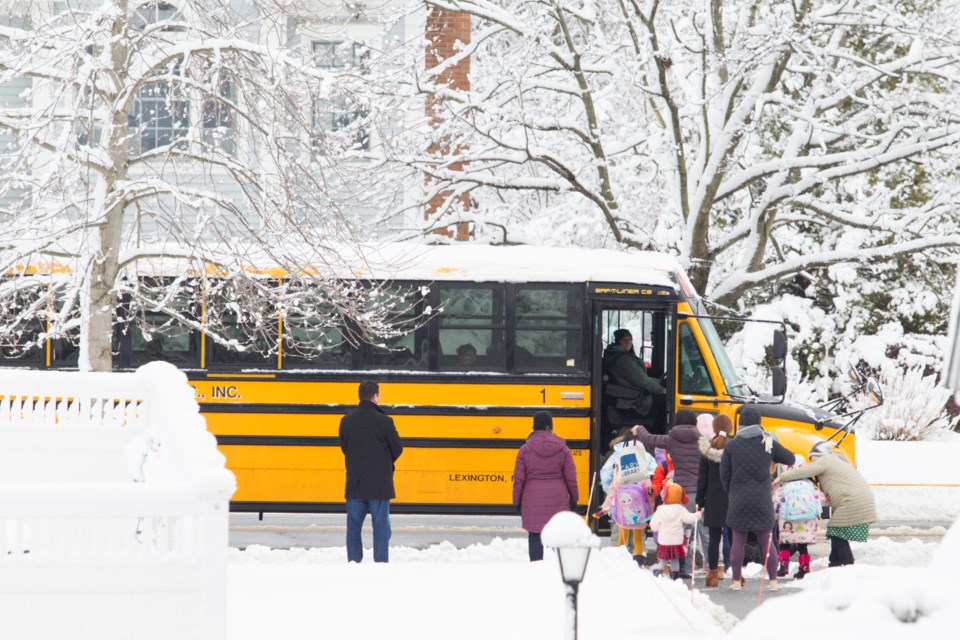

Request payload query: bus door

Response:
[590,302,675,452]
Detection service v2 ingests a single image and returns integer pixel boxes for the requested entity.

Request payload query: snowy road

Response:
[229,513,949,550]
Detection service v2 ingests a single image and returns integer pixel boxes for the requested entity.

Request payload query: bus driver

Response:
[602,329,667,435]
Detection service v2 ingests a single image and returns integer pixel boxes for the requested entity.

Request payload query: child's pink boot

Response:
[777,549,790,577]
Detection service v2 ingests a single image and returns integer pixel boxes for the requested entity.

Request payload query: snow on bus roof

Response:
[351,243,683,286]
[30,242,683,288]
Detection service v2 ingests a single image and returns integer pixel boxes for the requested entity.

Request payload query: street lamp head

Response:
[541,511,601,585]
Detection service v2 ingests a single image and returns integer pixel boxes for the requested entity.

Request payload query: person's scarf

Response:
[736,424,774,453]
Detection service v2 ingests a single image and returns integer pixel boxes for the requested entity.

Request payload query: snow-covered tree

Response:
[860,364,958,440]
[409,0,960,307]
[0,1,419,371]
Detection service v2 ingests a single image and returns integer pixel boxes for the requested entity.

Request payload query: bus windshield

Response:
[698,316,744,395]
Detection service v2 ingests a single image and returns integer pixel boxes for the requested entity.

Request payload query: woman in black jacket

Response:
[696,414,733,588]
[720,408,795,591]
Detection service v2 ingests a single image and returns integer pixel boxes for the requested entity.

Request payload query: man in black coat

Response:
[339,381,404,563]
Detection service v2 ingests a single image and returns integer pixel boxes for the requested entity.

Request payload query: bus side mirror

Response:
[772,329,787,361]
[771,366,786,397]
[867,377,883,405]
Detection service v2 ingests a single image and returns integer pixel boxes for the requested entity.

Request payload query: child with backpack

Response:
[772,456,823,579]
[599,430,656,564]
[650,448,674,502]
[649,483,701,579]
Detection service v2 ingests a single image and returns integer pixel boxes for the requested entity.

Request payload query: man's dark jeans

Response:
[346,499,392,563]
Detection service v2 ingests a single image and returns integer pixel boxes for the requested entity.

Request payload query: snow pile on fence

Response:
[0,361,235,640]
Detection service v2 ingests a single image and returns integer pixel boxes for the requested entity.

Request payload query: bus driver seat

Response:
[602,375,654,435]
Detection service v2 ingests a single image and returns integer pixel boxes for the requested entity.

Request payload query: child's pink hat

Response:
[696,414,714,438]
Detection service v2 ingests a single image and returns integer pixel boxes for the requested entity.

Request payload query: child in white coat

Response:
[650,483,702,578]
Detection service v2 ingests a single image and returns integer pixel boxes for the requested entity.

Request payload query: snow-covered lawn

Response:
[228,540,730,640]
[227,522,956,640]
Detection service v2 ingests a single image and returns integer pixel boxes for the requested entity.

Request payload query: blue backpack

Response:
[781,479,819,522]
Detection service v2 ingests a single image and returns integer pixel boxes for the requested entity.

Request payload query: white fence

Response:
[0,362,236,640]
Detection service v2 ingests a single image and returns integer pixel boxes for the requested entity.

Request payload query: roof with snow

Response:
[347,243,684,287]
[16,242,687,289]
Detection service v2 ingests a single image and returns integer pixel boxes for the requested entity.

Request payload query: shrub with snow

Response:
[860,365,958,441]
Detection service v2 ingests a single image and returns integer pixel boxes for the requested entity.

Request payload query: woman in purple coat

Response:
[513,411,580,561]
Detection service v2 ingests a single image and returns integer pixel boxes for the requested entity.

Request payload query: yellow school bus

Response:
[0,244,855,515]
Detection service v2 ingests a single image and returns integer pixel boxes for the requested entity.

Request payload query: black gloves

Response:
[570,501,578,512]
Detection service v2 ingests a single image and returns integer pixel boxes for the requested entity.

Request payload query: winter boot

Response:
[777,549,790,577]
[768,579,781,592]
[674,558,691,580]
[705,568,720,588]
[729,576,744,591]
[633,554,645,568]
[794,553,811,580]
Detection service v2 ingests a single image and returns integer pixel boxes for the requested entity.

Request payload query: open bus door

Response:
[588,295,676,533]
[591,303,675,451]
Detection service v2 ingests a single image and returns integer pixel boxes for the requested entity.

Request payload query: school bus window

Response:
[515,287,583,371]
[698,315,743,393]
[0,282,46,366]
[206,283,278,369]
[48,285,84,368]
[282,306,354,368]
[362,284,429,370]
[122,279,200,368]
[129,310,198,367]
[678,323,715,395]
[438,285,506,371]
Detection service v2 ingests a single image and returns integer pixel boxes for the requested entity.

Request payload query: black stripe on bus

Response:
[200,404,590,418]
[216,435,591,449]
[185,370,591,385]
[230,502,584,516]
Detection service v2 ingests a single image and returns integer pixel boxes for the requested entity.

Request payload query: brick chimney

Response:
[424,8,470,240]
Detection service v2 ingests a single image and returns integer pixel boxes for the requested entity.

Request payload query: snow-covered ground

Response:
[228,539,731,640]
[225,441,960,639]
[227,521,956,640]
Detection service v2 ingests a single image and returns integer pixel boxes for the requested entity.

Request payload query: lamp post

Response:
[541,512,601,640]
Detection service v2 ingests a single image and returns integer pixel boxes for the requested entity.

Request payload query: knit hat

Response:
[654,447,668,466]
[739,407,762,427]
[675,409,697,426]
[613,329,632,342]
[532,411,553,431]
[809,440,835,459]
[696,414,714,438]
[663,483,688,505]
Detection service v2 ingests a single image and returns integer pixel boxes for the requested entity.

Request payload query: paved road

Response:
[230,513,528,550]
[230,513,948,621]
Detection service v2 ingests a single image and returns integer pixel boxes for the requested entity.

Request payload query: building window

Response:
[202,76,236,155]
[129,62,189,154]
[131,2,182,31]
[312,41,369,151]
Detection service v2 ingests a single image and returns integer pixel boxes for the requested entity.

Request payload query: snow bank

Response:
[0,362,235,640]
[730,519,960,640]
